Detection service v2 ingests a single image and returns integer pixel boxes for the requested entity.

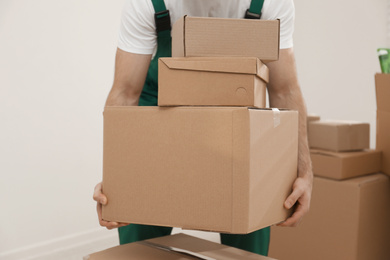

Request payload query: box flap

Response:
[160,57,269,83]
[86,233,277,259]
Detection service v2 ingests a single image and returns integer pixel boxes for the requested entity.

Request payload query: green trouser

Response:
[119,0,270,256]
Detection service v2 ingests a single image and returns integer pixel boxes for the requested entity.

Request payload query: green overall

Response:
[118,0,270,256]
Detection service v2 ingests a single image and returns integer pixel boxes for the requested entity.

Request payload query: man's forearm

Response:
[105,84,140,106]
[269,87,312,180]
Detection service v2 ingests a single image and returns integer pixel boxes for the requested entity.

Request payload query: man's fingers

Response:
[93,182,107,205]
[284,186,303,209]
[97,202,129,229]
[277,204,305,227]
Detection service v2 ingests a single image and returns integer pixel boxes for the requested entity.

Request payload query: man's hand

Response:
[277,175,313,227]
[93,182,129,230]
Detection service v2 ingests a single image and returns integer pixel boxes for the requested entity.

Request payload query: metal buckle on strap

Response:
[154,10,171,33]
[245,9,261,19]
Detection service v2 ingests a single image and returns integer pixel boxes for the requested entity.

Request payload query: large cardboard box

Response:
[85,233,277,260]
[269,174,390,260]
[375,73,390,176]
[308,120,370,152]
[103,106,298,234]
[310,149,381,180]
[158,57,268,108]
[172,16,280,62]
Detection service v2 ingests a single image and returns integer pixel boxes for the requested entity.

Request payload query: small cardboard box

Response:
[375,73,390,176]
[308,120,370,152]
[269,174,390,260]
[310,149,381,180]
[172,16,280,62]
[307,114,320,123]
[158,57,268,108]
[103,106,298,234]
[84,233,277,260]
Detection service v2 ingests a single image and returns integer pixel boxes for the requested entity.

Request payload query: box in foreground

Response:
[103,106,298,234]
[158,57,268,108]
[376,73,390,176]
[310,149,381,180]
[269,174,390,260]
[308,120,370,152]
[85,233,277,260]
[172,16,280,62]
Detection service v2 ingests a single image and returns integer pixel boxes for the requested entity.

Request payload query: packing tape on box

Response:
[272,108,281,128]
[139,241,216,260]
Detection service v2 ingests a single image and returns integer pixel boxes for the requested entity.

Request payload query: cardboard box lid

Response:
[375,73,390,112]
[85,233,277,260]
[172,15,280,62]
[309,120,368,127]
[310,149,381,159]
[159,57,269,83]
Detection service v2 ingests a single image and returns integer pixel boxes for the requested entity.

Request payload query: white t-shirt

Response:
[118,0,295,55]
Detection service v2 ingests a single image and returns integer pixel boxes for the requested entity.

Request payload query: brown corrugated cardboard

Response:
[310,149,381,180]
[172,16,280,62]
[269,174,390,260]
[158,57,268,107]
[308,120,370,152]
[85,233,277,260]
[307,114,320,123]
[102,106,298,234]
[375,73,390,176]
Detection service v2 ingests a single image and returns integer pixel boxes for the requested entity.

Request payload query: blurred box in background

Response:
[375,73,390,176]
[308,120,370,152]
[158,57,268,108]
[307,114,320,123]
[102,106,298,234]
[310,149,381,180]
[269,173,390,260]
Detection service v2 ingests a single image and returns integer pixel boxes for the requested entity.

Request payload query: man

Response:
[93,0,313,256]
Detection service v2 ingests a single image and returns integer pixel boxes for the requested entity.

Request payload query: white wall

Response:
[0,0,388,259]
[0,0,125,258]
[294,0,388,147]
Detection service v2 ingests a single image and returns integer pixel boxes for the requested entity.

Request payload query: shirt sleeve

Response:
[117,0,157,54]
[262,0,295,49]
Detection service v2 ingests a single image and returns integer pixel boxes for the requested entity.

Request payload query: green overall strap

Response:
[138,0,172,106]
[245,0,265,19]
[151,0,171,36]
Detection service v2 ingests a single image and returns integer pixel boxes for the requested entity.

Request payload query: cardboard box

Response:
[158,57,268,108]
[307,114,320,123]
[269,173,390,260]
[308,120,370,152]
[172,16,280,62]
[310,149,381,180]
[375,73,390,176]
[85,233,277,260]
[103,106,298,234]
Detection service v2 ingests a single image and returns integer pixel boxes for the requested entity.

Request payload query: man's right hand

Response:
[93,182,129,230]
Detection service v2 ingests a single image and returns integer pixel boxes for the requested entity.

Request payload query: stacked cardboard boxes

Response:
[90,15,298,259]
[102,16,298,236]
[269,113,390,259]
[308,119,380,180]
